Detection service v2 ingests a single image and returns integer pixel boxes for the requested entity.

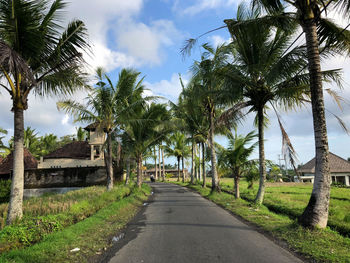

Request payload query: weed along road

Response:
[107,183,303,263]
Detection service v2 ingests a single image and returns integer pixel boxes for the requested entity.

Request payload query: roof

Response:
[0,148,38,175]
[298,152,350,173]
[44,141,91,160]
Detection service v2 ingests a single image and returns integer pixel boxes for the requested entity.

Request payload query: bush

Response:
[0,180,11,203]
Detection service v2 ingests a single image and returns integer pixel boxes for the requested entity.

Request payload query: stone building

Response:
[297,152,350,186]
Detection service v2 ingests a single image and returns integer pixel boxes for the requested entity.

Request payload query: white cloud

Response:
[115,19,183,66]
[209,35,231,47]
[173,0,238,16]
[61,114,69,125]
[144,73,189,102]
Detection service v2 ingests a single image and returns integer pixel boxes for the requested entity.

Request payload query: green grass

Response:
[0,183,137,253]
[215,178,350,237]
[0,184,151,263]
[172,181,350,262]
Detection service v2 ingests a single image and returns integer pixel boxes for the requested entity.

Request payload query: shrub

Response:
[0,180,11,203]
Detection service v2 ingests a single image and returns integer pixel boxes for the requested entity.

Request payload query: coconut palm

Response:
[219,130,258,199]
[0,0,90,224]
[164,132,190,182]
[248,0,350,228]
[58,68,146,191]
[220,6,341,206]
[122,103,170,188]
[0,127,9,157]
[189,43,233,192]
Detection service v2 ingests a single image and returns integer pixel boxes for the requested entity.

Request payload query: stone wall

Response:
[24,167,107,189]
[38,158,105,169]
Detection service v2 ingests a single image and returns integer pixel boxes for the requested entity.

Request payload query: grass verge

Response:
[172,181,350,263]
[0,184,150,263]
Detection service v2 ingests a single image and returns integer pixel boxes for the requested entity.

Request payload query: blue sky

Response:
[1,0,350,167]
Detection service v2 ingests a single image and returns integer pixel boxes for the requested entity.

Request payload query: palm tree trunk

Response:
[106,132,113,191]
[137,154,143,188]
[182,156,185,183]
[125,157,130,185]
[154,147,158,180]
[7,107,24,225]
[202,142,206,188]
[191,139,194,184]
[162,147,165,181]
[254,107,266,204]
[209,110,220,192]
[234,174,240,199]
[177,156,180,181]
[299,19,330,229]
[158,146,161,181]
[198,143,201,181]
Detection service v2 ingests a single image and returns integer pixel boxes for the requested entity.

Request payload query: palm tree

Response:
[58,68,146,191]
[220,6,341,205]
[249,0,350,228]
[189,43,231,192]
[0,127,9,157]
[164,132,189,182]
[122,103,170,188]
[219,130,257,199]
[0,0,90,225]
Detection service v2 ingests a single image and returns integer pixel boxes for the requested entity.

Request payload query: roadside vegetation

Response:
[0,183,148,254]
[0,183,150,263]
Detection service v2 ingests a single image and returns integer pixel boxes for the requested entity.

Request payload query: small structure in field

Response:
[297,152,350,186]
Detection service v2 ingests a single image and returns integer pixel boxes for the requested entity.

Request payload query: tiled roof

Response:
[44,141,91,160]
[0,148,38,175]
[298,152,350,173]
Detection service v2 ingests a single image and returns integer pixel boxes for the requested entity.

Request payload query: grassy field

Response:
[213,178,350,236]
[0,184,151,263]
[171,181,350,262]
[0,183,143,253]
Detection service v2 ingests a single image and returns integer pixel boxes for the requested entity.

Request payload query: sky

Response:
[1,0,350,167]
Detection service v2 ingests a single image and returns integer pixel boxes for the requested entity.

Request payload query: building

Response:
[0,148,38,180]
[297,152,350,186]
[38,123,105,169]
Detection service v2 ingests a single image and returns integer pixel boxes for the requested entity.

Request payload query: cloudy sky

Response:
[1,0,350,167]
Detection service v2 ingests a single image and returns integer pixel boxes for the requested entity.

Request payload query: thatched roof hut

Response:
[44,141,91,160]
[0,148,38,175]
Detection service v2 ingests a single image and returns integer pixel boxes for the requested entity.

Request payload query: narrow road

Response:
[108,183,302,263]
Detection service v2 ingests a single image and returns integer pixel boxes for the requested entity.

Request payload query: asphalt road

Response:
[108,183,303,263]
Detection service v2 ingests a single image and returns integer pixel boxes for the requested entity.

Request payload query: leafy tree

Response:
[76,127,88,141]
[0,0,90,224]
[250,0,350,228]
[58,68,146,191]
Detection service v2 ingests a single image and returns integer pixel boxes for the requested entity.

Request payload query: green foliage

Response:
[0,184,135,252]
[0,180,11,203]
[0,184,151,262]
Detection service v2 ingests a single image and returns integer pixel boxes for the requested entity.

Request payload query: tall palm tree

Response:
[122,103,170,188]
[0,0,90,225]
[164,132,190,182]
[221,6,341,205]
[189,43,231,192]
[58,68,146,191]
[250,0,350,228]
[219,130,258,199]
